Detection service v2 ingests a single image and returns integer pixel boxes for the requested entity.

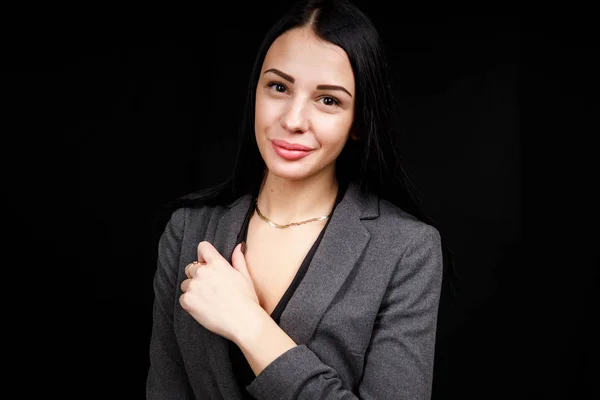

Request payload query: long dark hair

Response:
[160,0,456,295]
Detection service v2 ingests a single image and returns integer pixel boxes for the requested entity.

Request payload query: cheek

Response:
[315,115,353,148]
[255,95,281,133]
[254,95,266,133]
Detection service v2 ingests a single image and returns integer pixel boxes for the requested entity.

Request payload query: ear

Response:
[350,128,359,141]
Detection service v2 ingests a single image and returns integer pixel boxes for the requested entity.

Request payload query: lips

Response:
[271,140,314,161]
[271,139,313,151]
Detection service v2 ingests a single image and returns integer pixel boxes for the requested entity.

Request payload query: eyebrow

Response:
[264,68,353,98]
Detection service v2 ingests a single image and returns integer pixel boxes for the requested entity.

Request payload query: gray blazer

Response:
[147,181,443,400]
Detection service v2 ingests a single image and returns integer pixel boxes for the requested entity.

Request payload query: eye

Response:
[319,96,341,107]
[266,81,288,94]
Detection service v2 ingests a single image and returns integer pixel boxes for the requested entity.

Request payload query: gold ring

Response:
[185,261,198,276]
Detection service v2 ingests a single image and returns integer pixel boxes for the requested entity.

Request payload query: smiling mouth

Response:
[271,139,313,151]
[271,141,314,161]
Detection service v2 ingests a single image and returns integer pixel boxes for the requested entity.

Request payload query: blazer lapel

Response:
[278,184,373,344]
[205,181,378,398]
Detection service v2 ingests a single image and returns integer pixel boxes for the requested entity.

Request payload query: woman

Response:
[147,0,450,398]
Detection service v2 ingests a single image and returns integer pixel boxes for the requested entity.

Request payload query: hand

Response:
[180,241,262,342]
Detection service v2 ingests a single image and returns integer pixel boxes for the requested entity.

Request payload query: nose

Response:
[280,99,309,133]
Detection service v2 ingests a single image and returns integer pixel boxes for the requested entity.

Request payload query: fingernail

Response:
[241,241,246,254]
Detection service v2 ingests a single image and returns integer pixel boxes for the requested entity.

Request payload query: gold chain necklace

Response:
[255,200,331,229]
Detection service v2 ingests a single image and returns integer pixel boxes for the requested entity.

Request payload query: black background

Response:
[40,3,595,399]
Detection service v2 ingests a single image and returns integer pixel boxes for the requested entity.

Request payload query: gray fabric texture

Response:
[147,181,443,400]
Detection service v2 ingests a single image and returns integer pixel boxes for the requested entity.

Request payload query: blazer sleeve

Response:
[146,207,195,400]
[245,225,444,400]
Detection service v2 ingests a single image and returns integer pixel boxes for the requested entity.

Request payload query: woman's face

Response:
[255,27,356,183]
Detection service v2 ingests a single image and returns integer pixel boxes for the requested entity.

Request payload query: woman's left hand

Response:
[180,241,261,343]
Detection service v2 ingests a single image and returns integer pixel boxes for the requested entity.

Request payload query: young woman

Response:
[147,0,450,398]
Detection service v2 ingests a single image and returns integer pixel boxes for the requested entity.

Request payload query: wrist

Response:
[233,304,269,347]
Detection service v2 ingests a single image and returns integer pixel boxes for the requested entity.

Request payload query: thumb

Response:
[231,242,251,281]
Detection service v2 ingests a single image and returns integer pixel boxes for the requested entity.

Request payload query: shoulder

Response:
[368,197,441,252]
[372,199,443,293]
[162,192,249,234]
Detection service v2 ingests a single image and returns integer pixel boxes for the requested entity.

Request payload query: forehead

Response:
[262,27,355,90]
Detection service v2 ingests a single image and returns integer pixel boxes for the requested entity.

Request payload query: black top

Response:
[228,185,346,398]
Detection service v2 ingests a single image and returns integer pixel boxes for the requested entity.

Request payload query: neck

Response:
[256,170,339,225]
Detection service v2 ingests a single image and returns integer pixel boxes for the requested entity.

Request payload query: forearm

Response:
[234,306,298,377]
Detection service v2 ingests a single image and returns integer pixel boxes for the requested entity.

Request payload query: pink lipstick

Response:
[271,140,314,161]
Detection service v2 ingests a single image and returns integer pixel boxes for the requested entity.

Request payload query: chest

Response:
[244,214,326,315]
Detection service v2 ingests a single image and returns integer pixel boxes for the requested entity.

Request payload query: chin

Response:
[266,164,313,181]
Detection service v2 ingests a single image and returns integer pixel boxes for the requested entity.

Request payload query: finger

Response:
[231,242,248,274]
[197,241,219,264]
[179,292,189,310]
[181,278,190,293]
[185,261,201,279]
